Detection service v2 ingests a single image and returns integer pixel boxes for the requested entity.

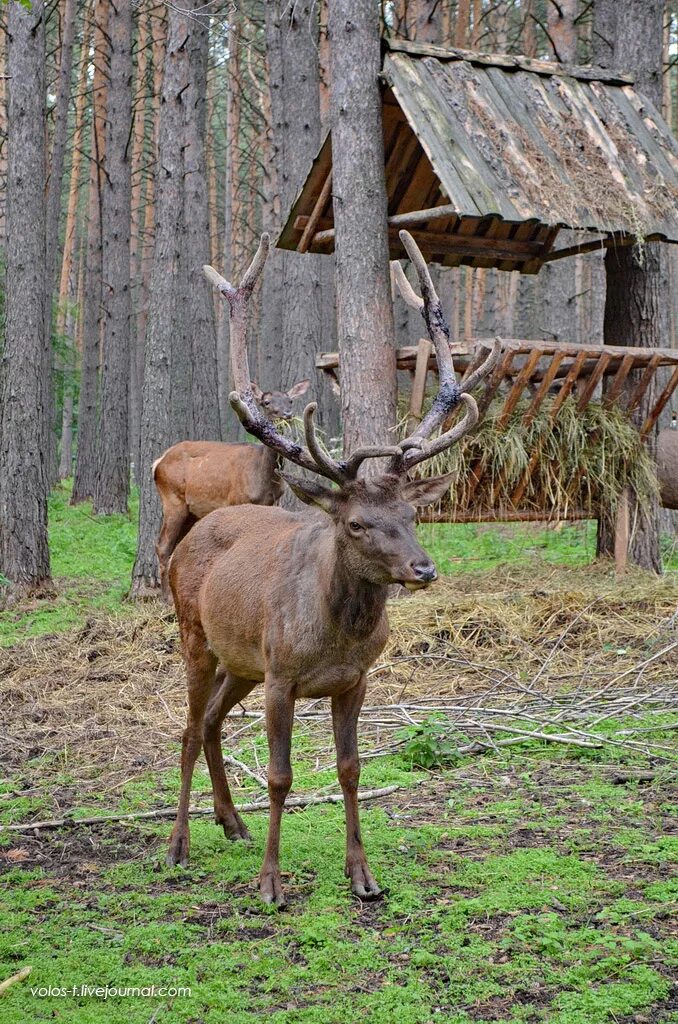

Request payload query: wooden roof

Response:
[278,38,678,274]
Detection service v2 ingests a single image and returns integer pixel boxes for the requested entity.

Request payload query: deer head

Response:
[251,380,311,421]
[203,231,500,590]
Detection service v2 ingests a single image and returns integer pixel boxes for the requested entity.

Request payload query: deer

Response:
[165,230,500,906]
[152,380,310,601]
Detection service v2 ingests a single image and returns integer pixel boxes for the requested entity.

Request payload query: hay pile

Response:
[1,563,676,791]
[400,394,658,520]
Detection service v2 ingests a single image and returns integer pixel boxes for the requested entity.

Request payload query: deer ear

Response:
[401,472,454,508]
[286,378,311,400]
[279,473,336,514]
[250,381,264,402]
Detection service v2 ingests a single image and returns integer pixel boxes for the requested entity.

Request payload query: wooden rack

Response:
[317,339,678,572]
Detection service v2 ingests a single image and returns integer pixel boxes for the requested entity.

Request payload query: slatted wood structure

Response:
[317,339,678,529]
[279,39,678,272]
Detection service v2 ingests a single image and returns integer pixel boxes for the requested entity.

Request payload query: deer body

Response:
[153,382,310,601]
[166,232,501,906]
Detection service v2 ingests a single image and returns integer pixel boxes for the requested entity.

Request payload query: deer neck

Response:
[322,532,388,640]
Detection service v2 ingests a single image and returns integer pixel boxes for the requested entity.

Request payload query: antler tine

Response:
[303,403,347,484]
[390,260,423,313]
[462,337,502,392]
[393,231,460,446]
[343,444,406,480]
[402,395,479,470]
[205,235,335,481]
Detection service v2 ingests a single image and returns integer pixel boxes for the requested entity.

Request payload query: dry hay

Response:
[1,563,676,794]
[398,394,659,521]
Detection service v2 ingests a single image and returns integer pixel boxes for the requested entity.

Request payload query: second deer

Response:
[152,381,310,601]
[166,231,500,905]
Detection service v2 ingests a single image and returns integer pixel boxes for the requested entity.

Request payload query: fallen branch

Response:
[0,966,32,996]
[0,785,402,834]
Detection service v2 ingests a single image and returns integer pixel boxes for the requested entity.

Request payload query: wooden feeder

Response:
[279,39,678,571]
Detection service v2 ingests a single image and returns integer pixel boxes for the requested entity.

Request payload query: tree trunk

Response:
[44,0,78,485]
[131,4,191,597]
[595,0,665,572]
[329,0,397,460]
[72,0,108,505]
[129,2,151,483]
[0,0,51,600]
[185,1,220,441]
[547,0,577,62]
[93,0,133,515]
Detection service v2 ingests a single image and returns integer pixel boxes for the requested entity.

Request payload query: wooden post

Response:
[408,337,432,431]
[614,487,630,578]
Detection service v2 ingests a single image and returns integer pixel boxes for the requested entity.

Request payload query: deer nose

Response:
[412,560,437,583]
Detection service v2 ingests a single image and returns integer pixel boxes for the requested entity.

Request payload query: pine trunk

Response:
[131,4,191,597]
[93,0,133,515]
[329,0,397,460]
[185,2,220,441]
[72,0,108,504]
[0,0,51,599]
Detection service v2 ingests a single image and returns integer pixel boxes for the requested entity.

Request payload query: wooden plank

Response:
[384,37,635,86]
[576,352,612,410]
[311,224,543,261]
[602,352,635,408]
[614,487,630,578]
[470,337,678,364]
[298,173,332,254]
[625,354,662,413]
[521,351,566,426]
[408,338,432,431]
[496,349,543,428]
[640,365,678,437]
[510,351,588,506]
[419,509,593,524]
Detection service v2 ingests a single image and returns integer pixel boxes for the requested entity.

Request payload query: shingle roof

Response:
[278,38,678,273]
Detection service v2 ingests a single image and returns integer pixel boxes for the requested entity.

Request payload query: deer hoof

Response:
[347,861,383,900]
[220,813,251,842]
[166,829,189,868]
[259,871,286,909]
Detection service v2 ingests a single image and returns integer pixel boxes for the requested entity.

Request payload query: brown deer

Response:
[152,381,310,601]
[166,231,500,906]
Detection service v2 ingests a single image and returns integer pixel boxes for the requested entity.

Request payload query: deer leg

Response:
[167,636,217,868]
[203,669,256,841]
[259,683,294,908]
[332,676,382,900]
[156,504,193,604]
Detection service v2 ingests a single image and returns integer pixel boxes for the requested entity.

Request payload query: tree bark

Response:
[185,1,220,441]
[0,0,51,599]
[595,0,666,572]
[131,4,191,597]
[45,0,78,484]
[72,0,108,505]
[329,0,397,460]
[93,0,133,515]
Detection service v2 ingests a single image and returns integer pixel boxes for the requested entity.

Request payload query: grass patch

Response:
[0,741,675,1024]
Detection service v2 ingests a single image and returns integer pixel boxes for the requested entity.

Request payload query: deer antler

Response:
[390,230,501,472]
[204,237,353,483]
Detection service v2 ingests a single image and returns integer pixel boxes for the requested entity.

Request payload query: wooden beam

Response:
[541,234,664,264]
[640,364,678,437]
[297,172,332,254]
[614,487,630,578]
[408,337,432,431]
[309,224,544,262]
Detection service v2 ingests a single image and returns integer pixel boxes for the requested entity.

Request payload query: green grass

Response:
[2,483,675,646]
[1,737,675,1024]
[0,483,137,645]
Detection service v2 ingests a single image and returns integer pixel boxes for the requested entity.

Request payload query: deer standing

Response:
[152,381,310,601]
[166,231,500,905]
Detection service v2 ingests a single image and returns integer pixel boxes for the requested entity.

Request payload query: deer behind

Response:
[153,381,310,601]
[166,232,500,906]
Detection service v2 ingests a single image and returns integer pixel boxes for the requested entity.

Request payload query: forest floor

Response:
[0,484,676,1024]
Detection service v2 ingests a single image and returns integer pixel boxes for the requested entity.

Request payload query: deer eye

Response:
[263,399,270,406]
[348,520,363,533]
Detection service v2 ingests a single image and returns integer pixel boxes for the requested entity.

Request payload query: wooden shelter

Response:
[278,39,678,570]
[279,38,678,272]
